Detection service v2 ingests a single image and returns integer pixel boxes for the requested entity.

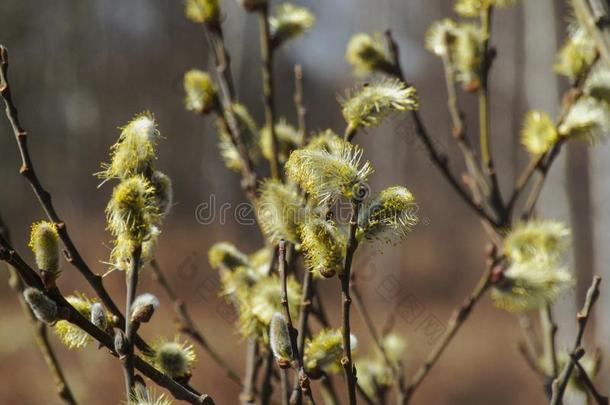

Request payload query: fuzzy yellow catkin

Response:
[258,179,307,244]
[425,19,457,57]
[358,185,418,243]
[148,337,197,379]
[346,33,393,75]
[260,118,302,163]
[183,69,217,114]
[54,293,107,348]
[299,218,345,278]
[151,170,173,217]
[558,97,610,143]
[125,384,173,405]
[304,329,357,374]
[492,220,573,312]
[98,113,160,180]
[454,0,519,17]
[28,221,60,275]
[285,134,373,205]
[269,3,315,47]
[106,175,159,244]
[520,110,558,155]
[185,0,220,26]
[340,78,418,130]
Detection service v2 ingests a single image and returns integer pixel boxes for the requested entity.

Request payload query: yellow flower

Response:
[554,26,596,81]
[54,293,111,348]
[558,97,610,143]
[425,19,457,57]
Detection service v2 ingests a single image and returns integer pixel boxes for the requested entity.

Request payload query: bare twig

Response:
[258,6,280,179]
[340,200,361,405]
[294,65,307,142]
[241,339,260,405]
[573,358,608,405]
[278,241,316,405]
[478,6,506,223]
[123,245,142,397]
[550,276,602,405]
[541,304,559,381]
[149,259,242,386]
[351,280,407,404]
[403,261,496,403]
[202,24,258,202]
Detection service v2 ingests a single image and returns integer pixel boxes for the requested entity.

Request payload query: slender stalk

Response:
[351,280,406,404]
[540,304,559,381]
[258,7,280,180]
[294,65,307,142]
[550,276,602,404]
[150,259,242,386]
[202,27,258,201]
[403,262,495,403]
[0,236,214,405]
[261,351,276,405]
[0,217,77,405]
[290,267,314,405]
[278,241,316,405]
[573,358,609,405]
[123,245,142,397]
[478,6,505,223]
[241,339,260,405]
[340,201,361,405]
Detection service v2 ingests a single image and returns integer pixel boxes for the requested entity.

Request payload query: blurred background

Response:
[0,0,607,404]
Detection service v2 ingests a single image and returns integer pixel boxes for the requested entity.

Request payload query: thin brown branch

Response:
[241,339,260,405]
[150,259,242,386]
[351,279,406,404]
[478,6,506,223]
[294,65,307,142]
[403,260,496,404]
[258,6,280,180]
[541,304,559,382]
[574,358,608,405]
[550,276,602,405]
[202,25,258,201]
[278,241,316,405]
[123,245,142,397]
[340,200,361,405]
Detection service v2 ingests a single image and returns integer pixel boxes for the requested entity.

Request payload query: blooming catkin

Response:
[23,287,58,324]
[29,221,60,275]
